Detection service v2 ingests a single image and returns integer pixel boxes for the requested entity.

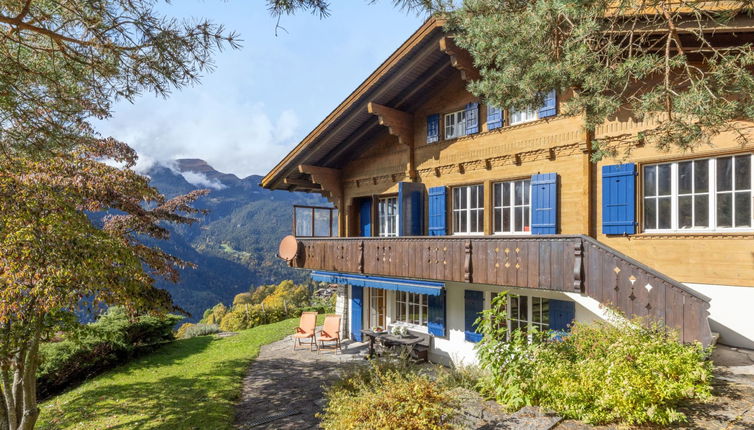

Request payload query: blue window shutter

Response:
[398,182,425,236]
[602,164,637,235]
[351,286,363,341]
[465,102,479,134]
[487,105,503,130]
[531,173,558,234]
[427,114,440,143]
[359,199,372,237]
[538,90,557,118]
[428,186,447,236]
[548,299,575,332]
[464,290,484,343]
[428,291,446,337]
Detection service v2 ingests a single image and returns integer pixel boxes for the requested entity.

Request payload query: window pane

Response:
[658,197,672,229]
[658,164,672,196]
[461,210,468,233]
[523,180,531,204]
[735,156,751,190]
[643,166,656,197]
[515,181,523,205]
[470,209,477,232]
[503,207,511,232]
[516,207,524,232]
[503,183,511,206]
[519,296,528,320]
[717,193,733,228]
[694,195,709,227]
[476,209,484,233]
[694,160,709,192]
[717,157,733,191]
[644,199,657,229]
[678,196,692,229]
[493,183,502,207]
[453,188,461,209]
[494,208,502,232]
[524,207,530,231]
[532,298,543,323]
[679,161,692,194]
[735,191,751,227]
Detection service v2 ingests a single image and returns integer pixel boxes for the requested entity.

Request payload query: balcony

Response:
[282,234,712,346]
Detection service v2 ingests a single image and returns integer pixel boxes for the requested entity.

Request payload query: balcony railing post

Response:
[573,240,583,292]
[464,240,472,282]
[358,240,364,273]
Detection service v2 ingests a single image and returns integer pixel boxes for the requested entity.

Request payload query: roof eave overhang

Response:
[261,16,446,191]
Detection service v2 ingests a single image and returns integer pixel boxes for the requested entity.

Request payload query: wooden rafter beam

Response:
[298,164,343,203]
[439,37,480,81]
[284,177,321,189]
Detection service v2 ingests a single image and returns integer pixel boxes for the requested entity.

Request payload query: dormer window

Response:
[444,110,467,139]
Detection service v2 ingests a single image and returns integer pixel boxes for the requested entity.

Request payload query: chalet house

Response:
[262,17,754,365]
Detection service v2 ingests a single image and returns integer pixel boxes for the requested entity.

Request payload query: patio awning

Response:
[311,271,444,296]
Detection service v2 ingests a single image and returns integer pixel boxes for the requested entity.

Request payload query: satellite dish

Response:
[278,235,300,261]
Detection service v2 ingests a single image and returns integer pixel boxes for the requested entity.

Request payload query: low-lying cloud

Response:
[98,88,300,178]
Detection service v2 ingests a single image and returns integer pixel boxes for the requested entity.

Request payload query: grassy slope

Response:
[38,317,308,430]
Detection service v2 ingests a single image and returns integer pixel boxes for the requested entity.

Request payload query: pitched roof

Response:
[261,17,452,192]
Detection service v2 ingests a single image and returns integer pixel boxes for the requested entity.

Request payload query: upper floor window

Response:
[377,196,398,237]
[493,179,531,233]
[395,291,427,327]
[444,110,467,139]
[509,107,538,125]
[643,154,753,232]
[453,184,484,235]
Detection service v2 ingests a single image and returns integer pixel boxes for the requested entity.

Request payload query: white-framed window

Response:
[444,110,467,139]
[643,154,753,232]
[452,184,484,235]
[493,179,531,233]
[490,292,551,339]
[509,107,538,125]
[394,291,428,327]
[377,196,399,237]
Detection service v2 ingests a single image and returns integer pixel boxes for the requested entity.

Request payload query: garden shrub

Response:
[475,294,713,426]
[38,307,181,399]
[320,360,456,430]
[180,323,220,339]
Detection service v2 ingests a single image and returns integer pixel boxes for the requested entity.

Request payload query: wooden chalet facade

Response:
[263,17,754,364]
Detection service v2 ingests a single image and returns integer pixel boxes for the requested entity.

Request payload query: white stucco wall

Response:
[684,282,754,350]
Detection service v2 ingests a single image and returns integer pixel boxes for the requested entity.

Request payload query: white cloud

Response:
[98,87,300,178]
[180,171,227,190]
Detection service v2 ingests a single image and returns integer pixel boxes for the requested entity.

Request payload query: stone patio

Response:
[234,332,367,429]
[234,334,754,430]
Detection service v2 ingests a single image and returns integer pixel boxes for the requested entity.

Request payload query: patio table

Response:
[360,329,423,358]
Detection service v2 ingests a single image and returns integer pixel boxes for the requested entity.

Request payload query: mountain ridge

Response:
[144,159,327,321]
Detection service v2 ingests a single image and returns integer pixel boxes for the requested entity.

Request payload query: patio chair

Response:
[317,314,342,354]
[292,311,318,351]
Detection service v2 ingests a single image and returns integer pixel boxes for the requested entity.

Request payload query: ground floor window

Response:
[394,291,428,327]
[490,293,550,338]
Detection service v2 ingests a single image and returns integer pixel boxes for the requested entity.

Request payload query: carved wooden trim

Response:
[299,164,343,203]
[439,37,480,81]
[368,102,416,181]
[358,240,364,273]
[573,241,583,291]
[464,240,473,282]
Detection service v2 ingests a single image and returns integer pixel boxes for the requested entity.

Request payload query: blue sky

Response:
[100,1,425,178]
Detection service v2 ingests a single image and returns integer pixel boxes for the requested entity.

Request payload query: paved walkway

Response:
[234,332,367,429]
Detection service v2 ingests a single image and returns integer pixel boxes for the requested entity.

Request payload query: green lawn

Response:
[38,317,307,430]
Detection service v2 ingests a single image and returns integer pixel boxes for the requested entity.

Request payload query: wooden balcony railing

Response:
[287,235,712,346]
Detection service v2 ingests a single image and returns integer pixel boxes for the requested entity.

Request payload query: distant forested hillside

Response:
[145,159,327,321]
